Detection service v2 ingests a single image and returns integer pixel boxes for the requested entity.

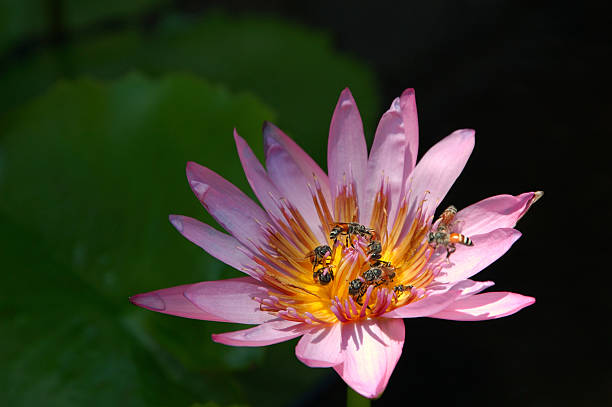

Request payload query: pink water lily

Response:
[131,88,540,399]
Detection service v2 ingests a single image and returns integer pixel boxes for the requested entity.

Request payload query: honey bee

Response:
[362,264,395,287]
[329,222,375,247]
[393,284,414,297]
[371,260,393,268]
[348,278,367,304]
[428,205,473,258]
[362,267,383,284]
[438,205,458,226]
[366,240,382,261]
[308,245,332,271]
[313,265,334,285]
[428,231,474,258]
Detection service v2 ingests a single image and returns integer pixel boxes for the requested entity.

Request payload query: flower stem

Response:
[347,386,371,407]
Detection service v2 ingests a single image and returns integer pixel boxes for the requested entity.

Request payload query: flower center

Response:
[250,177,436,324]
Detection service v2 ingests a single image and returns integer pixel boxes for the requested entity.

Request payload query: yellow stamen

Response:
[251,177,435,323]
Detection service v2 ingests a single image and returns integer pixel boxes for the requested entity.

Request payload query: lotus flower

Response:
[130,88,540,399]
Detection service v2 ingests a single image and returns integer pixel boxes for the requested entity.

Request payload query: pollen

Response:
[250,176,436,324]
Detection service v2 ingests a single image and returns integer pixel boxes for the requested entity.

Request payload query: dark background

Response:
[281,2,609,406]
[1,1,609,406]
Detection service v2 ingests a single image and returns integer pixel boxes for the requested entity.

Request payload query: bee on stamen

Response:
[362,264,395,287]
[348,278,367,305]
[371,260,393,268]
[362,267,382,284]
[427,205,473,258]
[313,265,334,285]
[329,222,375,247]
[307,245,332,271]
[393,284,414,298]
[366,240,382,261]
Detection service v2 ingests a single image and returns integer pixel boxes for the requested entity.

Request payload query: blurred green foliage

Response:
[0,74,273,406]
[0,10,380,152]
[0,0,46,55]
[0,5,380,407]
[190,403,248,407]
[0,0,168,55]
[62,0,169,28]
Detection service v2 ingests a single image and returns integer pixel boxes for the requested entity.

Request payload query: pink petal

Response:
[263,121,332,211]
[456,192,543,236]
[212,319,307,347]
[184,277,277,325]
[263,125,326,241]
[168,215,259,278]
[362,97,406,226]
[295,323,344,368]
[400,88,419,177]
[459,280,495,297]
[383,279,485,318]
[406,129,475,218]
[334,318,405,399]
[130,284,229,322]
[328,88,368,212]
[391,89,420,226]
[430,292,535,321]
[233,130,284,221]
[437,228,522,283]
[186,161,270,251]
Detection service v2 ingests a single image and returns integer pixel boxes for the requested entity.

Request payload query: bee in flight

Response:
[329,222,375,247]
[307,245,332,271]
[313,265,334,285]
[427,205,473,258]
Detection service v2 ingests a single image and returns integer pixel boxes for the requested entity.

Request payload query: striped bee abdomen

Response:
[449,233,473,246]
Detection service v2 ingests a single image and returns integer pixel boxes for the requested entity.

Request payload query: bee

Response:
[329,222,375,247]
[427,230,474,258]
[348,278,367,304]
[427,205,473,258]
[313,265,334,285]
[308,245,332,271]
[393,284,414,297]
[362,264,395,287]
[362,267,383,284]
[371,259,393,268]
[438,205,458,227]
[366,240,382,261]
